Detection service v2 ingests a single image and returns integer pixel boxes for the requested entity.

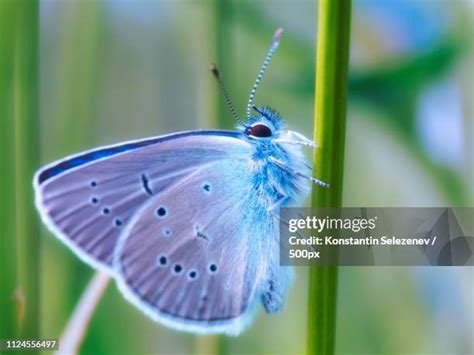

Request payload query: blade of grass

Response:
[48,1,103,155]
[213,0,235,130]
[46,2,113,353]
[60,272,111,354]
[0,0,19,339]
[192,1,235,354]
[307,1,352,355]
[13,0,40,339]
[41,0,106,345]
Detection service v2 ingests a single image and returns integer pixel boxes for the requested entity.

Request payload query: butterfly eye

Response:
[247,124,272,138]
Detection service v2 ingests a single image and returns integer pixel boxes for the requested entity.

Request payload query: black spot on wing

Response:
[194,224,209,241]
[173,264,183,274]
[197,232,208,241]
[209,264,217,273]
[156,207,167,218]
[141,174,153,195]
[158,255,167,266]
[202,183,211,193]
[188,270,198,280]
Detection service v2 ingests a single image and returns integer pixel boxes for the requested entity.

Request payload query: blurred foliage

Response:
[3,0,469,354]
[0,0,19,340]
[13,0,41,340]
[0,0,40,340]
[349,38,461,133]
[40,1,113,353]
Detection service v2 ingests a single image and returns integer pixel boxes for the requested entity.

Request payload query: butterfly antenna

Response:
[246,28,283,120]
[210,63,241,122]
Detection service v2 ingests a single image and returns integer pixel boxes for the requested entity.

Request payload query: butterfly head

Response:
[212,28,288,144]
[214,28,315,149]
[241,106,284,140]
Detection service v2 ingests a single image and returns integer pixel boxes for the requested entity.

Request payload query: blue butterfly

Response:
[33,28,328,335]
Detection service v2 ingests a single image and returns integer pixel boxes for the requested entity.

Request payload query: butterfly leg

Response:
[261,267,294,314]
[267,193,290,213]
[268,156,330,188]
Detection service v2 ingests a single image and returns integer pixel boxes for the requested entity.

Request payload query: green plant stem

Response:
[12,0,40,339]
[307,1,352,355]
[49,2,108,352]
[43,0,105,343]
[0,0,19,339]
[192,1,235,354]
[214,0,234,130]
[60,272,111,354]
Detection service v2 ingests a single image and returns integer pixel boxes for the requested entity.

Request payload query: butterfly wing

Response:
[34,130,249,272]
[113,158,272,335]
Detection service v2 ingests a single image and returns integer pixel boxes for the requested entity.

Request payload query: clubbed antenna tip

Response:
[273,28,284,45]
[210,63,219,78]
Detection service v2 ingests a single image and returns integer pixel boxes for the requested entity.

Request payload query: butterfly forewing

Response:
[34,131,248,271]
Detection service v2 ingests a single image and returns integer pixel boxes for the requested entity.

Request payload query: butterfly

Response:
[33,28,328,335]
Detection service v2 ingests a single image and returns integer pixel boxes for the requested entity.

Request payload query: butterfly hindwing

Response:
[113,159,270,334]
[34,131,249,271]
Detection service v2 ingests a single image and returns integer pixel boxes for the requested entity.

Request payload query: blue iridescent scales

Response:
[37,130,239,184]
[33,29,328,335]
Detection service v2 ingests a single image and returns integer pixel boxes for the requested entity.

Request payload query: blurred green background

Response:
[1,0,473,354]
